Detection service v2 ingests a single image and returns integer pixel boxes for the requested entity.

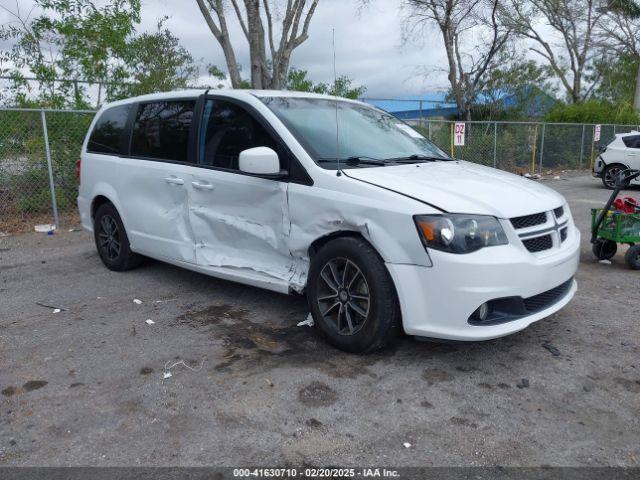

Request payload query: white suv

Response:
[78,90,580,352]
[593,131,640,189]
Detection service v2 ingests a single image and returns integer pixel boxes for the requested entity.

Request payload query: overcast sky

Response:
[143,0,447,97]
[0,0,449,98]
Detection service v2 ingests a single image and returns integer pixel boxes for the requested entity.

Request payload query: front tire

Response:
[307,237,401,353]
[94,203,142,271]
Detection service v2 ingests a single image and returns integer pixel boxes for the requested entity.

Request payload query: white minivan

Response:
[78,90,580,352]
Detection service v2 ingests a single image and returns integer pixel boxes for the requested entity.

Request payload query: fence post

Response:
[450,123,454,157]
[538,123,546,174]
[419,100,423,129]
[428,121,432,140]
[579,124,586,170]
[493,122,497,168]
[41,110,60,229]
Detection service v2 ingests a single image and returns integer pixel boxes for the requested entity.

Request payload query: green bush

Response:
[545,100,640,125]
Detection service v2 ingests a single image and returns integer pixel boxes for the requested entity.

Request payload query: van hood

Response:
[344,160,565,218]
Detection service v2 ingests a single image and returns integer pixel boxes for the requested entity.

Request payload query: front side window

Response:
[261,97,449,169]
[131,100,195,162]
[199,99,281,171]
[87,104,132,155]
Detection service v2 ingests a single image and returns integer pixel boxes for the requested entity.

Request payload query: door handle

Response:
[191,181,214,191]
[164,176,184,185]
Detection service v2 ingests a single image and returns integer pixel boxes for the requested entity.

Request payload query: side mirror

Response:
[239,147,282,176]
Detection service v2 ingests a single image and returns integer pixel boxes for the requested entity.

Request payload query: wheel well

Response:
[308,231,378,260]
[604,162,628,170]
[91,195,112,219]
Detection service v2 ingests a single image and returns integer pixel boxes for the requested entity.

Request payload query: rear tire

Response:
[602,164,627,190]
[592,239,617,260]
[625,244,640,270]
[307,237,401,353]
[93,203,142,271]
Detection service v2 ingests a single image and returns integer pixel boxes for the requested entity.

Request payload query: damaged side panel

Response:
[188,168,298,291]
[286,177,435,292]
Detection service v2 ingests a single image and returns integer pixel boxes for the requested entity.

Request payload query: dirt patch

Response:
[614,377,640,393]
[449,417,478,428]
[175,304,249,328]
[2,386,16,397]
[22,380,48,392]
[298,381,338,407]
[175,304,383,379]
[139,367,154,375]
[422,369,454,384]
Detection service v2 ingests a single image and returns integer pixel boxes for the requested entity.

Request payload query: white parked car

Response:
[78,90,580,352]
[593,131,640,189]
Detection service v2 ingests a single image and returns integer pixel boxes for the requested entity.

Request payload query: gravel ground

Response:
[0,174,639,467]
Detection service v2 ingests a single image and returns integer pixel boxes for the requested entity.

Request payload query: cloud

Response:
[142,0,449,96]
[1,0,450,97]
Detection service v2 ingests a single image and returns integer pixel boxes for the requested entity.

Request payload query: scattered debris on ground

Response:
[297,313,314,327]
[516,378,530,389]
[542,341,561,357]
[35,302,68,312]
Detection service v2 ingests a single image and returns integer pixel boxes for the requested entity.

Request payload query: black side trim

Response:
[468,277,574,326]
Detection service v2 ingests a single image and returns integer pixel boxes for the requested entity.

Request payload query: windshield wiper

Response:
[343,156,387,166]
[387,154,451,163]
[318,156,387,167]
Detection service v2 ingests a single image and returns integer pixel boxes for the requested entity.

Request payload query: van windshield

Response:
[260,97,450,169]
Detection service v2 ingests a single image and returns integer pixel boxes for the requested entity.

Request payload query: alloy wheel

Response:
[604,166,623,188]
[316,257,370,335]
[98,214,121,261]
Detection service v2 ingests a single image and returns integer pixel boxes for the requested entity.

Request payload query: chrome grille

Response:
[522,235,553,253]
[510,212,547,229]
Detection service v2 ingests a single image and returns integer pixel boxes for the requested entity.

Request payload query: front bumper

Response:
[387,226,580,341]
[592,156,605,177]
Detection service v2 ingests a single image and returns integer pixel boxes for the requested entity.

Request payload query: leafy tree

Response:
[591,54,640,105]
[470,49,553,119]
[0,0,197,107]
[114,19,199,98]
[285,68,366,99]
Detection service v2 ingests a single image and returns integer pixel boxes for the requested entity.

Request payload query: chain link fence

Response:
[416,119,640,173]
[1,106,639,233]
[0,108,94,233]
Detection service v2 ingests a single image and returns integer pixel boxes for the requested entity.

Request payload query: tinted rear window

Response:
[87,104,132,155]
[622,135,640,148]
[131,100,195,162]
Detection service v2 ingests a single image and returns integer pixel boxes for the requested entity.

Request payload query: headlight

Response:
[414,214,508,254]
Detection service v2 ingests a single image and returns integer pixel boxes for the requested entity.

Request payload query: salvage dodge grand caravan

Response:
[78,90,580,352]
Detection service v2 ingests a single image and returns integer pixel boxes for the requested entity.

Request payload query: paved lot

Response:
[1,174,639,467]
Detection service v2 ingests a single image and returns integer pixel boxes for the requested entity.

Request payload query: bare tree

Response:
[405,0,510,120]
[196,0,320,89]
[501,0,606,103]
